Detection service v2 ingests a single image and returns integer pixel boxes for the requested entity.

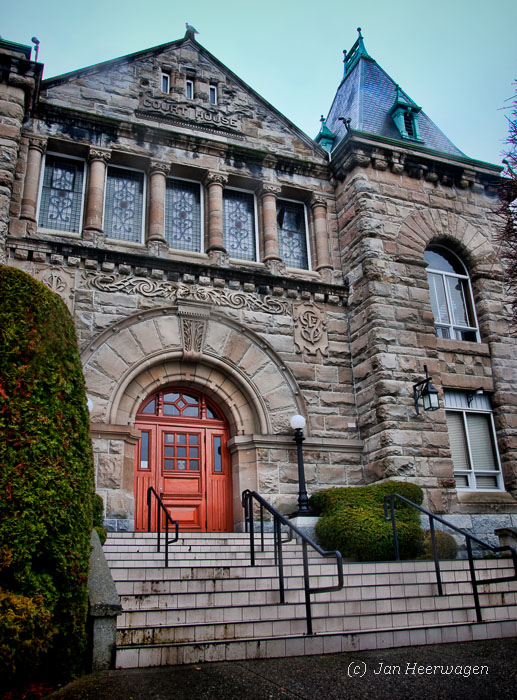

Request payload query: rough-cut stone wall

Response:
[335,162,517,513]
[39,39,323,161]
[0,50,41,262]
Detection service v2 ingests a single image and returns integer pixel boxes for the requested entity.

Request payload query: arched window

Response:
[424,245,479,342]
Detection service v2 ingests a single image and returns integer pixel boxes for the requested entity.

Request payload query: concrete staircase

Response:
[104,531,517,668]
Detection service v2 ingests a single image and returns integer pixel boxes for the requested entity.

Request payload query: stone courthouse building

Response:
[1,27,516,538]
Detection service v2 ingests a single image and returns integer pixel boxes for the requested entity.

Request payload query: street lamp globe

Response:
[290,414,306,431]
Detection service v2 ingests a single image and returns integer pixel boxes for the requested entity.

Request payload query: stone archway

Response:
[81,304,306,530]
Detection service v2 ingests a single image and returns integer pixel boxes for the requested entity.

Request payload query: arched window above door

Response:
[424,245,479,342]
[138,388,222,421]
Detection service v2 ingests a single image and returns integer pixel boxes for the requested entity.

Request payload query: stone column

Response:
[311,194,332,276]
[260,183,282,262]
[20,136,47,223]
[147,161,169,244]
[83,148,111,238]
[204,172,228,253]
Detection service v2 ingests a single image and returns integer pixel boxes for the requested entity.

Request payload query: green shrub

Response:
[0,589,55,680]
[311,481,424,561]
[0,265,95,685]
[419,529,458,560]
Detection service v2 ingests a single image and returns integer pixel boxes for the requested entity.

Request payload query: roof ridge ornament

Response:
[343,27,372,77]
[315,115,336,152]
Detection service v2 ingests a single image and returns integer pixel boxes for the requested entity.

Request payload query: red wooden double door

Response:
[134,388,232,532]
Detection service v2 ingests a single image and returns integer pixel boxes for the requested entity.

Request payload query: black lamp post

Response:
[290,414,313,516]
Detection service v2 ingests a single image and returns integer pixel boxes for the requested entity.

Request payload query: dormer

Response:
[390,84,423,143]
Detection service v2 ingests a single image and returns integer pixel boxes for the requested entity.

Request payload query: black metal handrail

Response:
[242,489,343,635]
[384,493,517,622]
[147,486,179,567]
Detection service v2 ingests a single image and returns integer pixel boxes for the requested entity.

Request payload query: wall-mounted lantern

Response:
[413,365,440,415]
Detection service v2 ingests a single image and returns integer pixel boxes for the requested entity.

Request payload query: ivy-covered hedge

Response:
[0,265,95,686]
[310,481,425,561]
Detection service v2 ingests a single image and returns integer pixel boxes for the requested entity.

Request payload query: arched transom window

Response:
[424,245,479,342]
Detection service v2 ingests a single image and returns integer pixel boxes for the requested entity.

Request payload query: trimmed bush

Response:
[419,530,458,560]
[310,481,424,561]
[0,265,95,685]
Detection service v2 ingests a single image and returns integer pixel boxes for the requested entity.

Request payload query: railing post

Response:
[260,502,265,552]
[429,516,443,596]
[466,537,482,622]
[388,496,400,561]
[156,496,161,553]
[147,488,152,532]
[302,540,313,635]
[165,517,169,569]
[275,516,285,604]
[249,494,255,567]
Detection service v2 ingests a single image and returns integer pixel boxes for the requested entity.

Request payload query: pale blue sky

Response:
[3,0,516,166]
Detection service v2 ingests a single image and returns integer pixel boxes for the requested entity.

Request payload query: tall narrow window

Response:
[104,166,145,243]
[209,85,217,105]
[186,79,194,99]
[164,178,201,252]
[161,73,170,94]
[38,154,85,233]
[277,200,309,269]
[223,189,256,261]
[444,390,503,491]
[425,245,479,342]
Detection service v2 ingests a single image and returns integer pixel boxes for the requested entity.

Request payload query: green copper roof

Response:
[325,29,466,158]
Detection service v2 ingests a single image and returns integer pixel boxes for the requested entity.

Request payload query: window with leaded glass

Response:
[223,189,256,261]
[425,246,479,342]
[104,166,145,243]
[277,200,309,269]
[38,154,85,232]
[444,390,503,491]
[164,178,201,252]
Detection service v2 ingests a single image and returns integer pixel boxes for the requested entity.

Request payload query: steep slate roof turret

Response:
[325,28,465,158]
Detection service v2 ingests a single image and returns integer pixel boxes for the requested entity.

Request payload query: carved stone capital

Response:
[150,161,170,176]
[88,148,111,165]
[310,194,328,210]
[204,172,228,188]
[28,135,47,154]
[259,183,282,199]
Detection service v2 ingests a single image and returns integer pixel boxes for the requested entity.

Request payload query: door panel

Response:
[134,394,231,532]
[159,428,205,532]
[206,429,233,532]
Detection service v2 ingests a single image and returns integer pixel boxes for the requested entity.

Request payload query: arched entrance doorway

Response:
[134,387,232,532]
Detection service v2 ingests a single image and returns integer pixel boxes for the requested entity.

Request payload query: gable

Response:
[39,37,326,162]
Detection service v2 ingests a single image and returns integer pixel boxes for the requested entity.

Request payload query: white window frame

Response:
[209,85,217,105]
[185,79,194,100]
[164,175,205,253]
[425,245,480,342]
[161,73,170,94]
[444,390,504,492]
[103,164,146,245]
[36,151,87,234]
[223,186,259,263]
[276,197,311,271]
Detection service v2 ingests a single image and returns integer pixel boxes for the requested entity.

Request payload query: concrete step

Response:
[104,532,517,669]
[115,619,517,668]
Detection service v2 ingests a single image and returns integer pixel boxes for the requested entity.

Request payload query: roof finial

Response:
[357,27,363,38]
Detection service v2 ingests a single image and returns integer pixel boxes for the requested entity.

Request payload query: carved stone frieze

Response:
[293,301,328,356]
[87,273,290,315]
